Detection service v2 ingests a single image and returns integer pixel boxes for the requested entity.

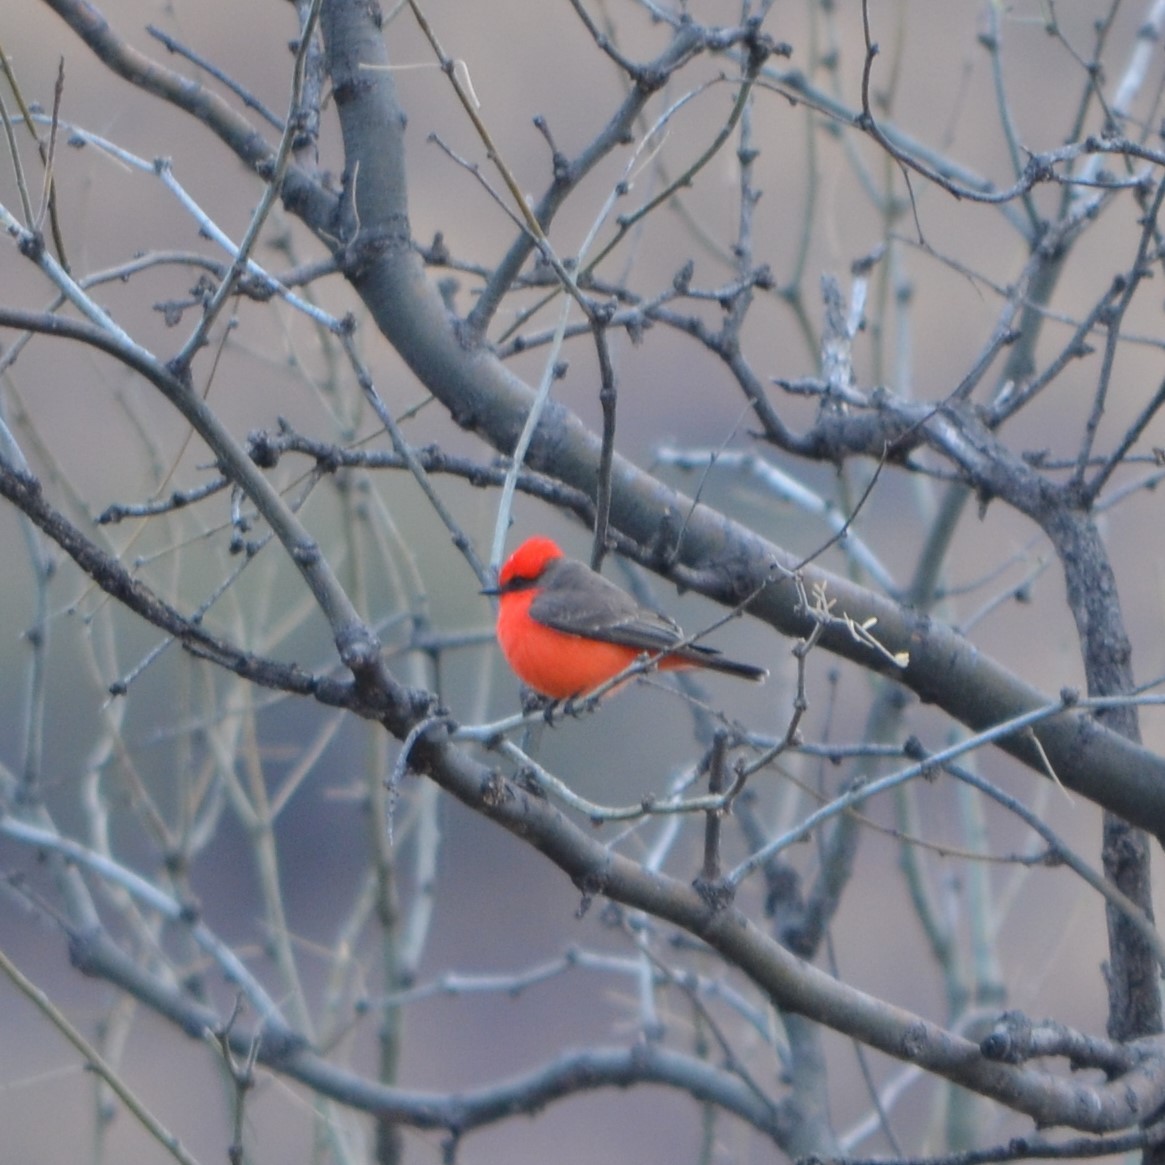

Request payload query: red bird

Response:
[485,536,767,700]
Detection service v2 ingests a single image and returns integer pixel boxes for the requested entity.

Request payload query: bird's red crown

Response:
[499,536,564,586]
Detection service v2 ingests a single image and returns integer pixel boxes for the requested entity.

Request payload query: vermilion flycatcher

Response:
[484,536,768,700]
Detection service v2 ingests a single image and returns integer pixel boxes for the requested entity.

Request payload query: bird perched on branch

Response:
[484,536,767,701]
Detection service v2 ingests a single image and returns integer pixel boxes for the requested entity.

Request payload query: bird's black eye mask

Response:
[481,576,538,597]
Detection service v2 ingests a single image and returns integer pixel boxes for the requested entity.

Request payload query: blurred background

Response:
[2,1,1165,1161]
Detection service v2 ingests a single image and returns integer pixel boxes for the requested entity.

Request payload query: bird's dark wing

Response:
[527,558,690,652]
[528,558,768,682]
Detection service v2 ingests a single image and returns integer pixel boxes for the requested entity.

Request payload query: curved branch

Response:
[0,451,364,710]
[42,0,272,168]
[288,1043,784,1138]
[0,305,381,678]
[403,731,1165,1135]
[39,0,336,227]
[1,811,783,1140]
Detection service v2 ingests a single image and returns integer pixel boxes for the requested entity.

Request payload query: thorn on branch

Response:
[16,229,45,262]
[693,876,735,912]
